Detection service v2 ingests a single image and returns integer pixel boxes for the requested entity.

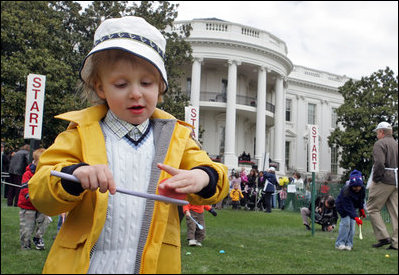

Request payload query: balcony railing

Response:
[197,91,275,113]
[169,19,288,56]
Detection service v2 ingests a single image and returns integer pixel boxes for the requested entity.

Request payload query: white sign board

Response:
[184,106,199,139]
[24,74,46,140]
[308,124,319,172]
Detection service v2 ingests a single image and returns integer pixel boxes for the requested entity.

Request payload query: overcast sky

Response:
[171,1,398,80]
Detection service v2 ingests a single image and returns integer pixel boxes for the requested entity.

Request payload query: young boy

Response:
[183,203,217,247]
[335,170,366,251]
[230,183,244,210]
[18,148,49,250]
[29,16,229,274]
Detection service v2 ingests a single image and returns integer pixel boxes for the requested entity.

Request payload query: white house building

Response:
[168,18,350,179]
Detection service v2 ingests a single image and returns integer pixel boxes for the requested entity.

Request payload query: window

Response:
[286,99,292,122]
[221,79,228,94]
[219,125,225,156]
[308,103,316,124]
[186,78,191,97]
[331,146,338,174]
[285,141,290,168]
[331,107,337,128]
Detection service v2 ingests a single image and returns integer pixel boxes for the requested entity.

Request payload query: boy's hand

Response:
[73,164,116,195]
[354,217,363,226]
[157,163,209,195]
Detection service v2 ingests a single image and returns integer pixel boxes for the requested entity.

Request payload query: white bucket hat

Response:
[374,122,392,131]
[80,16,168,92]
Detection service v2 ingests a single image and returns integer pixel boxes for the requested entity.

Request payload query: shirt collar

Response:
[103,110,150,141]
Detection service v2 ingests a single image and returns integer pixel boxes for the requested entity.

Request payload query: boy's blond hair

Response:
[78,49,166,105]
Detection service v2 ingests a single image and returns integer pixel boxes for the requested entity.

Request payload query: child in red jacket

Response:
[18,148,50,250]
[183,203,217,246]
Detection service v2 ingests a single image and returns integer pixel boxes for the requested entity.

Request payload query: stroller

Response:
[256,189,265,211]
[245,187,258,210]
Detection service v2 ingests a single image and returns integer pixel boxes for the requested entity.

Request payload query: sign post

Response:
[308,125,319,236]
[184,106,199,140]
[24,74,46,161]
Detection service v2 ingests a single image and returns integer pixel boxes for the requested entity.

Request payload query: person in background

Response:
[320,181,330,195]
[183,203,217,247]
[367,122,398,250]
[230,172,241,190]
[18,148,50,250]
[300,195,337,232]
[278,176,289,209]
[279,186,287,210]
[8,144,30,206]
[257,171,266,191]
[244,168,258,210]
[335,170,366,251]
[230,183,244,210]
[293,171,304,192]
[261,167,277,213]
[240,168,248,207]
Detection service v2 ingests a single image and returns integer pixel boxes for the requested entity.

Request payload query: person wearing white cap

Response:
[29,16,229,273]
[367,121,398,250]
[260,167,278,212]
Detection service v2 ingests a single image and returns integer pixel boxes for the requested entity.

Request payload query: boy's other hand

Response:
[157,163,209,195]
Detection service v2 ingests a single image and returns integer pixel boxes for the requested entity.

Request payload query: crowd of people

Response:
[218,167,314,215]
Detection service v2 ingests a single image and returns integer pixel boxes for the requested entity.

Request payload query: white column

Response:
[320,99,329,173]
[273,75,285,173]
[255,67,267,170]
[295,95,306,171]
[190,57,202,108]
[224,60,239,168]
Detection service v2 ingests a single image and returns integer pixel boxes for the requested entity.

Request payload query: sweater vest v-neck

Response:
[88,122,155,274]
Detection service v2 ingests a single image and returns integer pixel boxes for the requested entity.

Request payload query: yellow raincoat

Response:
[29,104,228,274]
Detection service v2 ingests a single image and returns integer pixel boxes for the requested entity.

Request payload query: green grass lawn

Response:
[182,207,398,274]
[1,197,398,274]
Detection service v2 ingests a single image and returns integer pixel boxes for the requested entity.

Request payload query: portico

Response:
[189,55,288,171]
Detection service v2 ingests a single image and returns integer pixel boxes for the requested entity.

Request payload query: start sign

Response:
[184,106,199,139]
[308,125,319,172]
[24,74,46,140]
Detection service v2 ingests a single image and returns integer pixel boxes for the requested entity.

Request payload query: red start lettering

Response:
[32,77,42,88]
[30,101,40,112]
[29,113,38,123]
[29,124,38,135]
[190,108,197,117]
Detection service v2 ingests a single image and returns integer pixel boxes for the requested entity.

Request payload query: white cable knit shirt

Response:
[88,111,155,274]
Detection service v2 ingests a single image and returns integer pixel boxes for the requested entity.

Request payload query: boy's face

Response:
[95,57,160,125]
[351,186,362,193]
